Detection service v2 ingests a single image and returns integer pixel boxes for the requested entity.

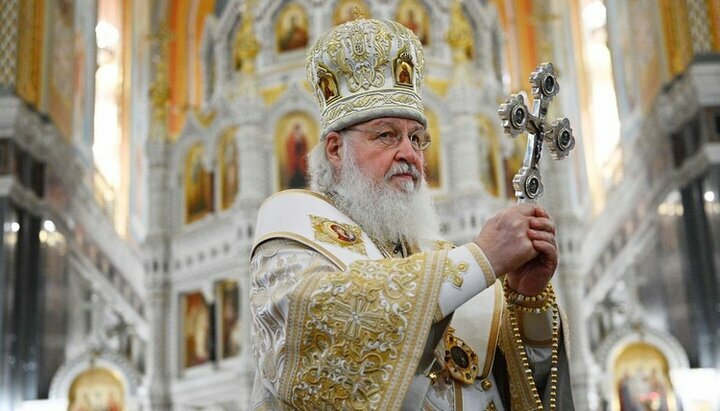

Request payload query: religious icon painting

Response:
[316,64,340,107]
[503,134,527,199]
[332,0,372,26]
[181,291,213,369]
[395,0,430,45]
[478,115,501,197]
[68,367,125,411]
[216,280,241,359]
[275,112,319,191]
[218,128,239,210]
[424,109,442,189]
[184,143,214,223]
[276,3,309,52]
[612,342,679,411]
[394,58,414,88]
[310,215,367,256]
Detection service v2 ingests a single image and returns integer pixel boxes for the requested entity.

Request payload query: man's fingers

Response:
[515,203,539,216]
[534,206,551,219]
[530,217,556,234]
[528,229,555,244]
[532,239,558,259]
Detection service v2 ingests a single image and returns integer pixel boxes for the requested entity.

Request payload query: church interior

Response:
[1,0,719,410]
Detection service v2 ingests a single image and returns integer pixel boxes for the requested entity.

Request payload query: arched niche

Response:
[184,142,215,224]
[596,326,688,411]
[275,2,310,53]
[49,349,141,408]
[217,126,240,210]
[273,111,319,191]
[424,108,443,189]
[256,0,315,66]
[179,290,213,369]
[394,0,431,46]
[477,113,504,198]
[265,83,320,192]
[331,0,372,26]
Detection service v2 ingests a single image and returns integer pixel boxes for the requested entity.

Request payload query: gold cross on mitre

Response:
[351,5,366,20]
[498,63,576,203]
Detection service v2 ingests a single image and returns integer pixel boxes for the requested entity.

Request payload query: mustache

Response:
[384,162,421,181]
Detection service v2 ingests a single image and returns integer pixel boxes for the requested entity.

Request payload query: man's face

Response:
[336,117,425,191]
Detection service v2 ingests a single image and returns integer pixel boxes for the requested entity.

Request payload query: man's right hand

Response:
[473,204,540,278]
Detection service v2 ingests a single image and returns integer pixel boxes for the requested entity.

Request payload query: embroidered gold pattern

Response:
[310,215,367,255]
[444,258,469,288]
[432,240,455,251]
[306,19,426,135]
[325,21,390,93]
[321,90,423,131]
[466,243,496,286]
[280,253,445,410]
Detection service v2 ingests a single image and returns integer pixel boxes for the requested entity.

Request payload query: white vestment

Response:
[249,190,574,410]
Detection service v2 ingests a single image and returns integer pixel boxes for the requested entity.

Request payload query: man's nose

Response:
[394,133,418,163]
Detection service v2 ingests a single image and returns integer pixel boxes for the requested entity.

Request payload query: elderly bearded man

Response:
[250,18,574,411]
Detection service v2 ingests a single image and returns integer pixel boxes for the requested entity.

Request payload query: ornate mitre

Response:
[306,18,427,139]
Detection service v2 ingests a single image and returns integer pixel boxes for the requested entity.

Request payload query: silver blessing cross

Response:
[498,62,575,203]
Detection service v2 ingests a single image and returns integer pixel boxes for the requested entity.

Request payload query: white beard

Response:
[330,152,441,250]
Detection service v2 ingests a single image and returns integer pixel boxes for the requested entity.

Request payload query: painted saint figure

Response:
[285,122,309,189]
[278,14,308,51]
[396,61,413,86]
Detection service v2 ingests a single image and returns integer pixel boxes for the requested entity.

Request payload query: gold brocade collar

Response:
[325,190,419,259]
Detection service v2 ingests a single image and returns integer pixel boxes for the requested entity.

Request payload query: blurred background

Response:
[1,0,719,409]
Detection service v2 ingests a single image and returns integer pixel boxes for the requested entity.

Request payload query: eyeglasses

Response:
[344,127,431,151]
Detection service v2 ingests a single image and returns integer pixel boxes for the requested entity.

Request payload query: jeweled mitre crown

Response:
[306,18,427,139]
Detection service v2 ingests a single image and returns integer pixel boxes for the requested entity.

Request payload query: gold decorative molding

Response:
[424,78,449,97]
[194,108,217,128]
[148,24,173,138]
[660,0,693,75]
[15,0,44,107]
[260,84,288,106]
[708,0,720,50]
[233,0,260,75]
[447,0,474,64]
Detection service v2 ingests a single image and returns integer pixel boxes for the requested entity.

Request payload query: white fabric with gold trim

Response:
[252,189,384,269]
[435,244,504,381]
[421,282,506,410]
[253,189,504,383]
[449,280,505,380]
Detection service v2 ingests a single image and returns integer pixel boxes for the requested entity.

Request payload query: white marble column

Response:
[142,250,172,411]
[446,85,483,192]
[140,138,172,410]
[234,94,268,203]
